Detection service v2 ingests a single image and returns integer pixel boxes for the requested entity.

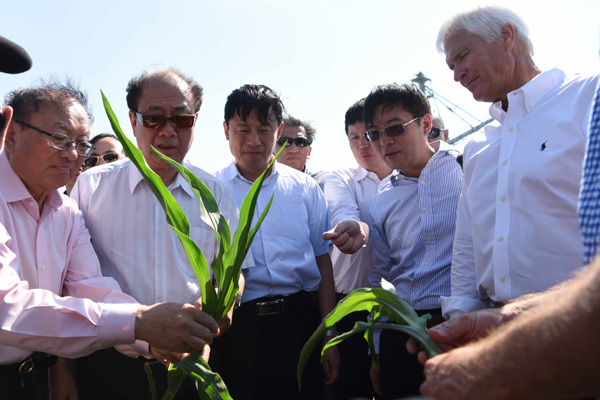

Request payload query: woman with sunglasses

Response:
[65,133,125,195]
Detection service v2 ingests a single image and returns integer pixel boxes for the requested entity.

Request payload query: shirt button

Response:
[527,104,532,110]
[508,127,514,132]
[427,235,432,241]
[41,264,46,271]
[424,262,429,266]
[421,181,426,186]
[500,196,506,202]
[414,283,420,288]
[424,207,428,212]
[499,276,506,283]
[157,261,163,267]
[502,160,508,166]
[157,229,162,234]
[498,236,504,242]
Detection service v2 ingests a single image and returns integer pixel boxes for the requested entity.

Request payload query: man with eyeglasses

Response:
[274,114,329,190]
[427,114,449,144]
[212,84,339,400]
[0,80,219,399]
[71,67,249,399]
[363,83,462,399]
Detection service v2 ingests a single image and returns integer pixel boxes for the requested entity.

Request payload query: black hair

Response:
[363,83,431,128]
[283,114,316,142]
[90,132,118,145]
[344,98,365,136]
[224,84,284,126]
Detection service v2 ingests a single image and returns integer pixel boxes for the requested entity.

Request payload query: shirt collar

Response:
[0,151,63,209]
[489,68,565,122]
[225,160,280,184]
[390,141,458,185]
[127,159,195,197]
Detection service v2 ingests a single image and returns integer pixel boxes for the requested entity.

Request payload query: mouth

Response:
[157,144,177,153]
[464,77,478,91]
[383,149,401,159]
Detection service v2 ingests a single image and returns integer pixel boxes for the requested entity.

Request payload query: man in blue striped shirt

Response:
[365,83,463,399]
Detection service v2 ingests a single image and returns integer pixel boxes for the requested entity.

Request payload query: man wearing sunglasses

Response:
[212,84,339,399]
[0,80,219,399]
[427,114,449,144]
[71,67,249,399]
[65,133,125,195]
[275,115,329,190]
[363,83,463,399]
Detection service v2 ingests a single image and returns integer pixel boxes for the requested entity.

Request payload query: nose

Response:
[287,142,300,152]
[61,143,79,161]
[378,132,394,148]
[247,130,261,146]
[359,135,370,149]
[158,121,177,137]
[453,63,466,83]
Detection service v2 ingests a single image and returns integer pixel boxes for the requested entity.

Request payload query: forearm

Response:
[315,254,338,318]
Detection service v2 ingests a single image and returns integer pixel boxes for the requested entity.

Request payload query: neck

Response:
[501,56,541,111]
[236,157,275,183]
[401,145,435,178]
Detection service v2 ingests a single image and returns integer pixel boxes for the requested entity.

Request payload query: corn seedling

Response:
[297,279,441,388]
[102,92,279,400]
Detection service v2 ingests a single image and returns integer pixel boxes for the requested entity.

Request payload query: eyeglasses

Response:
[134,111,196,129]
[427,126,448,140]
[364,117,420,142]
[83,152,122,168]
[276,137,312,148]
[13,119,93,156]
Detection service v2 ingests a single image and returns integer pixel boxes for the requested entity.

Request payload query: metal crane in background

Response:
[411,72,493,145]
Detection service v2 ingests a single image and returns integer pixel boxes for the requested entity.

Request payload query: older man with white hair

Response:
[438,6,599,320]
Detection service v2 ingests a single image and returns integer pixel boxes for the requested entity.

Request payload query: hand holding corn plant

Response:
[296,279,441,388]
[102,91,279,400]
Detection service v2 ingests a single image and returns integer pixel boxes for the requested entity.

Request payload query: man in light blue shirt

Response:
[365,83,463,399]
[212,84,339,400]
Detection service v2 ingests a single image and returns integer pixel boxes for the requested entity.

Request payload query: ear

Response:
[307,147,312,159]
[500,23,517,51]
[421,114,432,137]
[223,121,230,141]
[276,122,283,140]
[0,106,14,152]
[128,110,138,137]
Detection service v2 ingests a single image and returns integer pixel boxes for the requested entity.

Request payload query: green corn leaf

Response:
[177,353,233,400]
[296,284,441,388]
[161,366,187,400]
[143,362,158,400]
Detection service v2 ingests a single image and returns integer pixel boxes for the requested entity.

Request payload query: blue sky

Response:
[1,0,599,171]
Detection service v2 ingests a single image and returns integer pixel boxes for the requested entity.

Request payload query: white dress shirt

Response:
[72,159,252,307]
[214,162,330,302]
[324,166,390,294]
[0,153,138,365]
[441,69,600,319]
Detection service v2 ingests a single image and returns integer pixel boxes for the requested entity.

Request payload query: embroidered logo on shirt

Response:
[540,141,548,151]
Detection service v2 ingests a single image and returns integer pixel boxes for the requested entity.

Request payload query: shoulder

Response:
[78,158,131,184]
[183,160,231,196]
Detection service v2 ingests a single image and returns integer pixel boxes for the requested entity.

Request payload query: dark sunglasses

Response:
[84,152,121,168]
[428,126,448,140]
[364,116,420,142]
[134,111,196,129]
[277,137,312,148]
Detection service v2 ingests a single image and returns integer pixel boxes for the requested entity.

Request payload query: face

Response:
[347,121,390,174]
[275,125,312,171]
[90,137,125,166]
[444,28,515,104]
[5,101,90,202]
[368,105,432,178]
[224,108,282,182]
[128,75,196,178]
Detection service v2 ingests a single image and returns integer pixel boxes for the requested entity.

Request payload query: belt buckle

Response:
[19,358,34,374]
[255,298,284,316]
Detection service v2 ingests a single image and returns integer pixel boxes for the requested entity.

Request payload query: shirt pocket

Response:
[180,226,218,278]
[278,203,310,246]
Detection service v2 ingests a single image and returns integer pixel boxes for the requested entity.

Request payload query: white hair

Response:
[437,6,534,57]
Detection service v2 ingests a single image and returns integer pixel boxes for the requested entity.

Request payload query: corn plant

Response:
[297,279,441,388]
[102,92,278,400]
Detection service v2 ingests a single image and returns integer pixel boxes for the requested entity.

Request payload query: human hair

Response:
[5,77,94,124]
[344,98,365,136]
[224,84,284,126]
[363,83,431,129]
[283,114,316,142]
[437,6,534,56]
[126,66,203,113]
[90,132,118,145]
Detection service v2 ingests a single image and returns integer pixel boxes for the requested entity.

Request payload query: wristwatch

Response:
[234,291,242,310]
[325,328,339,338]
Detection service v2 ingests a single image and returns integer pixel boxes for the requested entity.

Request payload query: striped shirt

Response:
[580,84,600,263]
[368,142,463,310]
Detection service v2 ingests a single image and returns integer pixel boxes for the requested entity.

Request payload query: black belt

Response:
[243,291,315,316]
[0,354,57,378]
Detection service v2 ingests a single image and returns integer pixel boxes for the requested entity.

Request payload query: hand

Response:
[151,345,191,367]
[370,356,382,395]
[216,303,234,335]
[407,307,507,365]
[49,357,78,400]
[322,345,340,385]
[322,220,368,254]
[421,346,494,400]
[135,302,218,353]
[0,105,13,153]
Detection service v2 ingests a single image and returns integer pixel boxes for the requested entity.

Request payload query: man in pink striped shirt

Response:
[0,81,218,399]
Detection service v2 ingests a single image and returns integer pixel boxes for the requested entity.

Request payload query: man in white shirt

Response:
[439,5,600,319]
[71,67,247,399]
[212,84,339,400]
[323,98,391,400]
